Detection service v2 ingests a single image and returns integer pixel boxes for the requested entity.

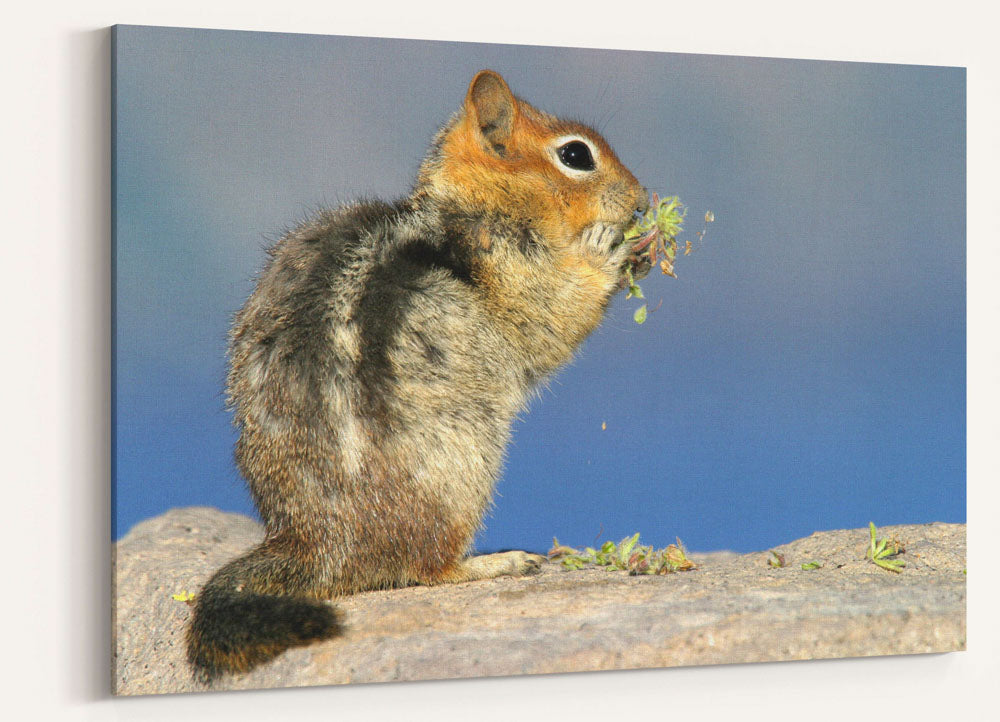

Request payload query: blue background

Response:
[113,25,965,553]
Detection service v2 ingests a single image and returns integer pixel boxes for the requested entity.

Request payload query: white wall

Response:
[3,1,997,720]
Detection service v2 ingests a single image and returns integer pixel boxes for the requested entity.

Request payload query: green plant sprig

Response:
[868,522,905,573]
[622,194,712,324]
[548,533,696,575]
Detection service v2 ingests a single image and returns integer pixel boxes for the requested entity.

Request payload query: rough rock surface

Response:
[113,507,966,696]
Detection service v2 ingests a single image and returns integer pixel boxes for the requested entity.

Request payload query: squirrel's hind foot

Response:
[446,551,546,583]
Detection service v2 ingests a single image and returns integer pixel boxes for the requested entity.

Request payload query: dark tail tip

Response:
[186,586,342,681]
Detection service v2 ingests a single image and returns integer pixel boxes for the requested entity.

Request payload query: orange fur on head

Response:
[422,70,645,248]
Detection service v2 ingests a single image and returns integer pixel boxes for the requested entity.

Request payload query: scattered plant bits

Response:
[171,590,196,604]
[867,522,906,573]
[769,551,821,571]
[548,533,696,575]
[622,193,714,324]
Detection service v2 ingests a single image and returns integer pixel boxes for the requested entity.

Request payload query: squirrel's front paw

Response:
[580,222,631,277]
[627,250,653,281]
[580,223,625,258]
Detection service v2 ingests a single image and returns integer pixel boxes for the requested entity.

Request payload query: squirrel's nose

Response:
[635,188,650,215]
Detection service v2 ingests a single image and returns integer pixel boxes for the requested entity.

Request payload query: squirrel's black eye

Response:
[558,140,595,171]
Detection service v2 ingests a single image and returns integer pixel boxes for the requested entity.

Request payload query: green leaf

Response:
[874,558,905,573]
[801,561,822,570]
[620,533,640,559]
[633,304,648,324]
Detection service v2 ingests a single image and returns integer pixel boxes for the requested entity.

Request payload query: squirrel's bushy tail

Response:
[185,540,341,679]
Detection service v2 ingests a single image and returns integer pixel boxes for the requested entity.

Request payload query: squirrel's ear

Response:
[465,70,517,153]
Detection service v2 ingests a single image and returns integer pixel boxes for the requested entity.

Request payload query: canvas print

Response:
[111,25,966,695]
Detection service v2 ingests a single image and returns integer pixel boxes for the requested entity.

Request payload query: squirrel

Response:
[186,70,650,679]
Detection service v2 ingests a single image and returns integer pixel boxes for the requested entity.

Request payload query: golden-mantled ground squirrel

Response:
[186,70,650,678]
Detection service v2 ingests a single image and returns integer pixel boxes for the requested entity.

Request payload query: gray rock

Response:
[113,508,966,695]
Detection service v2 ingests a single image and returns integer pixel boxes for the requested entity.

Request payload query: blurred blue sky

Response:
[112,25,965,553]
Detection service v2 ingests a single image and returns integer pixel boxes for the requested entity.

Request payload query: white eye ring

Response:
[550,135,600,178]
